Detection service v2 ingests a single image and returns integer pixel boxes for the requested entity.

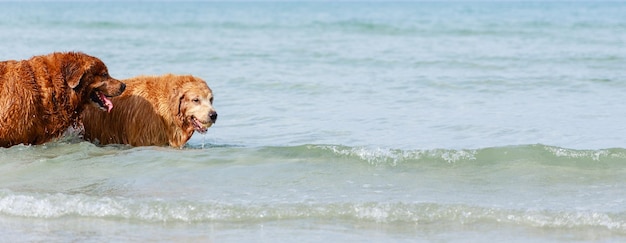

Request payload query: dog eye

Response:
[192,98,200,103]
[101,73,108,77]
[210,97,214,103]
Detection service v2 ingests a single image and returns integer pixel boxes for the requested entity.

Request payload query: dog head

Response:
[61,52,126,112]
[170,75,217,134]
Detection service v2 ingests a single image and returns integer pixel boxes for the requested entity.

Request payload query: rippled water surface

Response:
[1,1,625,242]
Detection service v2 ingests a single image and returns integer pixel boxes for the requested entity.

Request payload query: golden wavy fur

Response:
[81,74,217,148]
[0,52,125,147]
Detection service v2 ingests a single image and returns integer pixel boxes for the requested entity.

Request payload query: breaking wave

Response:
[0,189,623,234]
[268,144,626,168]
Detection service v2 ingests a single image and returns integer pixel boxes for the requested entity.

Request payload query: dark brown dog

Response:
[0,52,125,147]
[81,74,217,148]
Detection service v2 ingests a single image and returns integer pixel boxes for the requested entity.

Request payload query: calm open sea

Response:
[1,1,625,242]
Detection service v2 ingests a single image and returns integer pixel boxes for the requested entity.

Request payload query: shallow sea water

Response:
[0,1,625,242]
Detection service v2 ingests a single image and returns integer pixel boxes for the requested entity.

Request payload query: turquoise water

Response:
[1,1,626,242]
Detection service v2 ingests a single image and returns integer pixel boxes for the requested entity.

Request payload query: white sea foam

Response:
[0,190,623,234]
[315,145,477,166]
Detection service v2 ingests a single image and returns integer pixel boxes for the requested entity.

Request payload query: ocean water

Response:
[1,1,626,242]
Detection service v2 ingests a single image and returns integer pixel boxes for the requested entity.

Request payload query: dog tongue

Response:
[98,92,113,112]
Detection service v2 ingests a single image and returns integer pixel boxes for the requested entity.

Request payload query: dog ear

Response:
[170,88,184,118]
[63,62,85,89]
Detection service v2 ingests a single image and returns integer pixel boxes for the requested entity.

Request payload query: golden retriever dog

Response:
[81,74,217,148]
[0,52,125,147]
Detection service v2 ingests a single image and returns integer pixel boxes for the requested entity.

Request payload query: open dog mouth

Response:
[191,116,213,134]
[90,91,114,112]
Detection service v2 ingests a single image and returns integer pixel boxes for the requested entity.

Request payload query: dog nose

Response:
[209,111,218,123]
